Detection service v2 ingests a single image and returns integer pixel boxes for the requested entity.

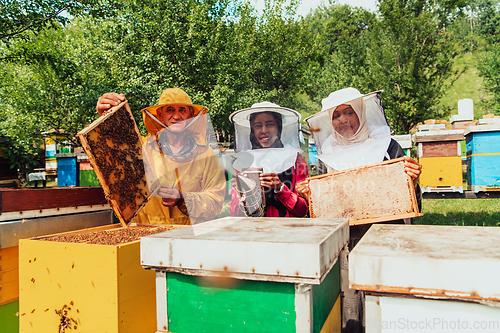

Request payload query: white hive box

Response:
[350,224,500,333]
[141,217,349,333]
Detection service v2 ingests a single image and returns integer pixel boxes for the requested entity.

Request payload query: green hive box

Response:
[141,217,349,333]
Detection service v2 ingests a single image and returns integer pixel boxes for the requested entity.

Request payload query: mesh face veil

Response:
[142,108,225,207]
[306,88,392,172]
[229,102,303,173]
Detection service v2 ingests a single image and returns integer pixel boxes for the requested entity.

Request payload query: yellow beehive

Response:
[19,224,178,333]
[418,156,463,188]
[0,246,18,306]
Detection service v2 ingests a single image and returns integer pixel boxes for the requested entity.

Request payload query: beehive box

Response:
[414,130,464,193]
[19,223,180,333]
[141,217,349,333]
[307,157,421,225]
[0,187,109,221]
[1,209,113,333]
[77,101,154,226]
[465,124,500,192]
[78,155,100,186]
[350,224,500,332]
[56,153,78,187]
[391,134,412,156]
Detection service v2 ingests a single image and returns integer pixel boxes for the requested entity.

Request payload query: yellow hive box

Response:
[419,156,463,188]
[19,224,177,333]
[0,246,19,306]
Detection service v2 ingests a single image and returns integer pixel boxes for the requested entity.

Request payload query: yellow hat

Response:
[141,88,208,135]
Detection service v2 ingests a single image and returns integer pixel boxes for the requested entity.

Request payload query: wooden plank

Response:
[414,133,464,143]
[312,260,340,333]
[307,157,421,225]
[0,210,113,248]
[117,241,157,333]
[77,101,154,227]
[0,187,107,214]
[421,141,460,157]
[319,295,341,333]
[0,246,19,306]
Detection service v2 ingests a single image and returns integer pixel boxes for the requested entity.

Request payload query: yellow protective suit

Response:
[136,139,225,225]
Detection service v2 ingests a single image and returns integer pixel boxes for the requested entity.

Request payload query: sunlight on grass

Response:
[414,199,500,227]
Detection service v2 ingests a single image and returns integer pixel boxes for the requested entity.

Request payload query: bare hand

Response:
[96,92,126,116]
[158,185,183,207]
[403,156,422,187]
[260,173,282,191]
[295,180,310,200]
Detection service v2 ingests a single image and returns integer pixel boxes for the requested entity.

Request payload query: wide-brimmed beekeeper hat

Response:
[141,88,208,135]
[321,87,382,112]
[229,102,303,173]
[305,87,391,172]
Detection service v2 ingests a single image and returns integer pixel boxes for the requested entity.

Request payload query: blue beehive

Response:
[309,144,318,164]
[465,124,500,192]
[56,154,78,187]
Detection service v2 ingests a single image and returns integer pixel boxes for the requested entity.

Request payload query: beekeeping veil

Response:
[141,88,224,199]
[229,102,303,173]
[306,87,391,172]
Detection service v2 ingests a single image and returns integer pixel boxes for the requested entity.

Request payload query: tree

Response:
[0,16,119,165]
[478,47,500,114]
[219,0,320,122]
[302,2,375,114]
[0,0,117,43]
[366,0,458,133]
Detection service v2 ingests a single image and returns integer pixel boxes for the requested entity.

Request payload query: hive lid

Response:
[140,217,348,284]
[464,123,500,136]
[349,224,500,302]
[414,129,464,143]
[391,134,412,149]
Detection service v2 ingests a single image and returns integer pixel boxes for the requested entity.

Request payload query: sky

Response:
[251,0,378,16]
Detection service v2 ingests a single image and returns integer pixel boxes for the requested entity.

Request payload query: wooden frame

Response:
[307,157,422,225]
[77,102,153,227]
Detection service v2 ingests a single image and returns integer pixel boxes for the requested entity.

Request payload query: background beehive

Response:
[308,158,421,225]
[77,102,153,226]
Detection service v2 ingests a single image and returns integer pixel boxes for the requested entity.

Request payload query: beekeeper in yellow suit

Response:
[96,88,225,225]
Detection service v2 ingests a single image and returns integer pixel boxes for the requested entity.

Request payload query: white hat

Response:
[321,87,381,112]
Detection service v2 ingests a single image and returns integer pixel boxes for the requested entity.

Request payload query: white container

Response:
[350,224,500,333]
[141,217,349,333]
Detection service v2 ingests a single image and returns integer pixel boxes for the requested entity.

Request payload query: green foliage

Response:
[300,2,374,118]
[478,46,500,114]
[366,0,457,133]
[0,0,117,42]
[438,52,493,119]
[0,135,42,176]
[1,0,499,160]
[0,17,118,158]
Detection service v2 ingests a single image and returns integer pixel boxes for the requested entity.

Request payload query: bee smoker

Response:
[235,168,266,217]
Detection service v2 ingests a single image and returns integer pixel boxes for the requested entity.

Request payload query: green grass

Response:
[438,52,494,119]
[414,198,500,227]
